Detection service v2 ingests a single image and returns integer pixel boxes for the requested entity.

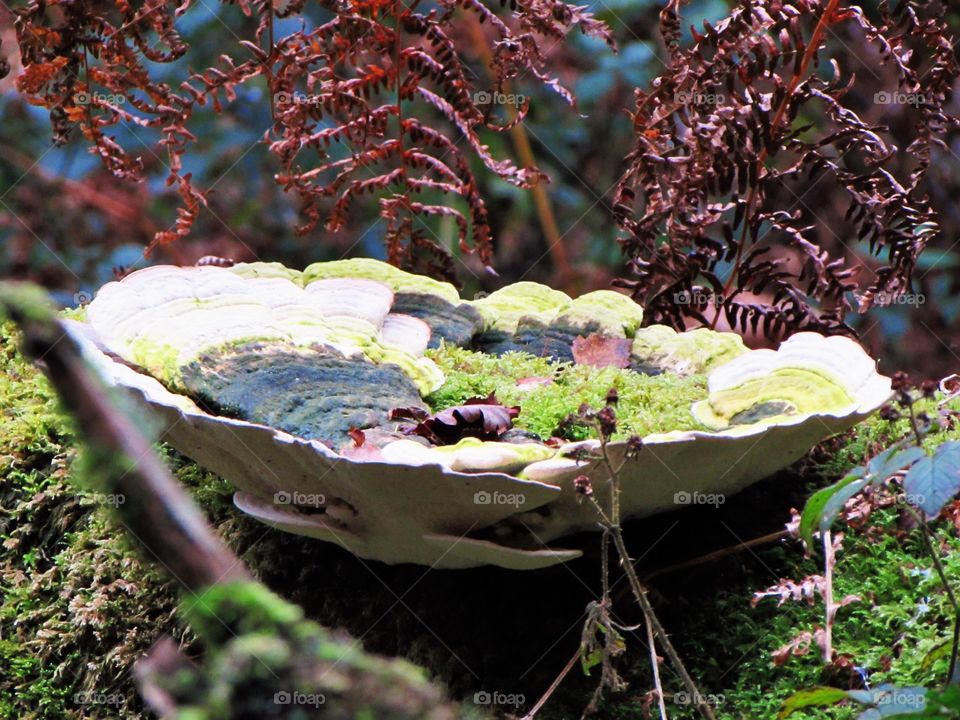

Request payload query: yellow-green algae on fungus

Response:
[690,333,886,431]
[301,257,461,303]
[555,290,645,337]
[425,344,710,441]
[630,325,747,375]
[693,367,856,429]
[469,282,572,333]
[230,261,305,284]
[301,258,482,348]
[381,436,556,474]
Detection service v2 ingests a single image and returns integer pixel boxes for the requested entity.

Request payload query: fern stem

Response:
[464,18,575,288]
[711,0,845,330]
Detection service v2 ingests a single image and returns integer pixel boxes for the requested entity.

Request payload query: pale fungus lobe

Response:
[74,260,892,569]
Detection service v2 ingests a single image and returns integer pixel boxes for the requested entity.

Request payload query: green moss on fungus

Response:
[426,344,710,441]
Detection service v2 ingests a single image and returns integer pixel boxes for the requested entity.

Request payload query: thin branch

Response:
[647,618,669,720]
[0,284,249,591]
[642,531,791,583]
[822,529,835,662]
[520,647,582,720]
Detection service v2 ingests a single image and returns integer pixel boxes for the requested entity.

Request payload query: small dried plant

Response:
[524,391,717,720]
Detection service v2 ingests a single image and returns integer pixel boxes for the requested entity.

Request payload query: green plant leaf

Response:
[580,648,602,675]
[779,686,848,718]
[924,684,960,712]
[868,446,926,486]
[903,441,960,518]
[920,641,951,674]
[819,477,869,537]
[800,469,865,549]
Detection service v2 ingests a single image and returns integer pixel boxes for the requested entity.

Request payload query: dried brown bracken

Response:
[613,0,959,339]
[12,0,612,279]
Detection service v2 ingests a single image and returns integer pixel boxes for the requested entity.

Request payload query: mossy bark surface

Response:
[4,321,960,719]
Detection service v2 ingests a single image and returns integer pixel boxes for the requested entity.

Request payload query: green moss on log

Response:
[157,581,454,719]
[0,322,188,719]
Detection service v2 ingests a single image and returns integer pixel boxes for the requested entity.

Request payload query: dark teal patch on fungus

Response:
[628,360,664,376]
[472,328,520,355]
[729,400,795,426]
[473,318,611,362]
[180,341,425,447]
[391,292,482,348]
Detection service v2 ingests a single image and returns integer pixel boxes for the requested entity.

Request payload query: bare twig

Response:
[641,531,791,583]
[607,527,716,720]
[589,416,717,720]
[822,529,835,662]
[520,647,582,720]
[646,618,668,720]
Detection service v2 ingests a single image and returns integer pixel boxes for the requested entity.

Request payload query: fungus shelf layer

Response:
[72,260,892,569]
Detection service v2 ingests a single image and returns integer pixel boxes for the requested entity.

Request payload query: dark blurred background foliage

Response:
[1,0,959,377]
